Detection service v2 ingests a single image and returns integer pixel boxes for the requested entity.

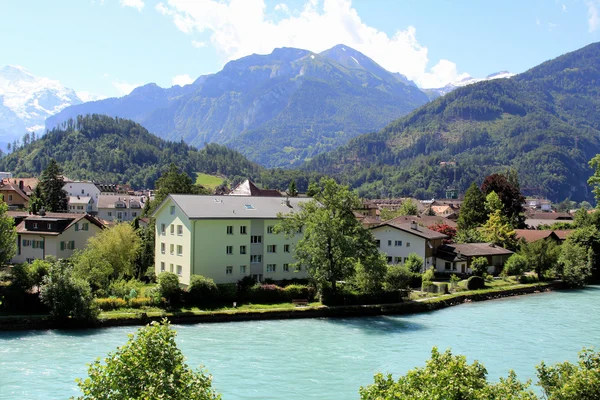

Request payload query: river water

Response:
[1,286,599,399]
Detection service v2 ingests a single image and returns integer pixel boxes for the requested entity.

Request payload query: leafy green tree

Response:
[187,275,218,305]
[480,210,518,250]
[359,347,537,400]
[39,159,68,212]
[404,253,424,273]
[277,177,385,293]
[481,173,525,228]
[588,154,600,207]
[354,255,388,294]
[457,182,487,230]
[537,348,600,400]
[502,253,528,276]
[384,265,413,292]
[73,319,221,400]
[470,256,489,277]
[557,242,592,287]
[74,223,141,290]
[133,220,155,280]
[28,185,44,214]
[520,239,560,281]
[455,228,487,244]
[399,199,418,216]
[0,196,17,265]
[40,259,98,321]
[157,271,182,302]
[287,179,298,197]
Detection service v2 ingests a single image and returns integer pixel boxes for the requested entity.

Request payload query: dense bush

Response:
[518,274,540,284]
[186,275,218,306]
[247,284,286,303]
[384,265,413,291]
[470,257,489,277]
[321,287,404,306]
[466,276,486,290]
[216,283,238,302]
[502,254,528,276]
[95,297,128,311]
[157,272,181,305]
[108,279,140,299]
[129,297,153,309]
[283,284,315,301]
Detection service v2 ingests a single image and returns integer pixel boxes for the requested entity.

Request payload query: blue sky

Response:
[1,0,598,99]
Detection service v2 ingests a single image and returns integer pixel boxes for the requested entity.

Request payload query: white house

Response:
[97,194,147,223]
[153,195,309,285]
[11,212,105,264]
[434,243,513,274]
[63,181,100,213]
[370,221,447,271]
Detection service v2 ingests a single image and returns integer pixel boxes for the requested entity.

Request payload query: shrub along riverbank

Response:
[0,281,562,331]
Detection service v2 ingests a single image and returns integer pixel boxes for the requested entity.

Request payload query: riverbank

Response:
[0,281,564,331]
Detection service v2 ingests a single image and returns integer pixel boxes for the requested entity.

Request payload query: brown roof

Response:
[514,229,559,243]
[2,178,38,195]
[439,243,513,257]
[372,222,448,240]
[553,230,574,240]
[15,213,106,236]
[229,180,283,197]
[384,215,458,228]
[0,182,30,201]
[528,212,573,220]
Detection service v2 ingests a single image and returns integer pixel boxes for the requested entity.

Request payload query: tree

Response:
[39,159,68,212]
[28,185,44,215]
[133,220,155,280]
[359,347,537,400]
[537,348,600,400]
[481,173,525,228]
[74,223,141,290]
[588,154,600,207]
[457,182,487,230]
[399,199,418,216]
[428,223,457,244]
[73,320,221,400]
[157,271,182,303]
[502,254,528,276]
[480,210,518,250]
[287,179,298,197]
[277,177,385,293]
[384,265,413,292]
[404,253,424,273]
[455,228,487,244]
[40,259,98,321]
[520,239,559,281]
[470,256,489,277]
[557,242,592,287]
[0,195,17,266]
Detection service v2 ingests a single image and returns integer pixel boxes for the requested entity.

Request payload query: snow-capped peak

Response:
[0,65,83,137]
[427,71,516,97]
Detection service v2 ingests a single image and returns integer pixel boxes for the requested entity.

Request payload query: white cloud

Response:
[112,81,141,95]
[120,0,144,11]
[172,74,194,86]
[77,91,108,102]
[155,0,470,88]
[587,1,600,32]
[191,40,206,48]
[562,4,567,12]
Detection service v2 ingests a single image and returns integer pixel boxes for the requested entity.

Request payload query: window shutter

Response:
[60,241,64,251]
[70,241,75,249]
[75,224,79,232]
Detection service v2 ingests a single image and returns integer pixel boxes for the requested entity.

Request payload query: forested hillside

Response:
[304,42,600,202]
[0,115,263,189]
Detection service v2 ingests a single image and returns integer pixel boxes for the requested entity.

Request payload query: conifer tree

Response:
[39,159,68,212]
[457,182,487,230]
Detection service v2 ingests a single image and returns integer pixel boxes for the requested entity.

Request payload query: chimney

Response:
[410,221,418,230]
[19,180,23,190]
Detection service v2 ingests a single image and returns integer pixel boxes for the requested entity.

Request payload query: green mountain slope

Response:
[47,45,429,168]
[303,42,600,202]
[0,114,263,188]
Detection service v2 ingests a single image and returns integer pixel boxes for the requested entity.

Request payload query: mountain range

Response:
[303,42,600,202]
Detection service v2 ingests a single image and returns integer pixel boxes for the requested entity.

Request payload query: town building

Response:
[97,194,147,223]
[228,179,282,197]
[63,181,101,214]
[9,211,105,264]
[370,220,447,271]
[435,243,514,275]
[153,195,309,285]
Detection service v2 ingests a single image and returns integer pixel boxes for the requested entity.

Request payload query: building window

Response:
[170,263,174,272]
[160,224,166,235]
[250,235,262,244]
[108,211,112,217]
[161,242,165,254]
[406,242,411,248]
[403,257,408,263]
[170,205,175,215]
[170,244,174,255]
[284,244,290,253]
[82,223,89,231]
[267,245,276,253]
[8,194,12,201]
[267,225,274,234]
[387,240,392,246]
[387,256,393,263]
[132,212,137,217]
[177,245,183,256]
[227,225,233,235]
[170,224,174,235]
[226,266,233,275]
[176,265,182,276]
[294,265,302,272]
[226,245,233,255]
[22,239,31,247]
[445,262,452,270]
[394,257,401,264]
[240,245,247,254]
[395,240,402,246]
[375,240,381,248]
[161,262,165,272]
[266,264,276,272]
[283,263,289,272]
[240,226,247,234]
[177,225,183,235]
[240,265,246,274]
[250,255,262,263]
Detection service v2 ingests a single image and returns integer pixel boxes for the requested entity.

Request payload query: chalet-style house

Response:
[370,221,447,271]
[228,180,282,197]
[0,178,39,209]
[9,211,105,264]
[435,243,513,275]
[153,195,309,285]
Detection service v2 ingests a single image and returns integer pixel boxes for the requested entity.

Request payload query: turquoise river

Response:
[1,286,599,399]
